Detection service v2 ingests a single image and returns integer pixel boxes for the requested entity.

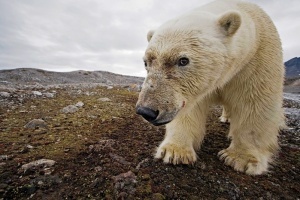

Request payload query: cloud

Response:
[0,0,299,76]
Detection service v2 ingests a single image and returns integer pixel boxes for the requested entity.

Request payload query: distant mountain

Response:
[0,68,144,86]
[285,57,300,78]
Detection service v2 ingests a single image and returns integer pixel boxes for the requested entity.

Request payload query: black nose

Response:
[136,106,159,122]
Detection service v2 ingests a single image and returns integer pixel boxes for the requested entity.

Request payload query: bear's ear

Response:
[218,11,241,36]
[147,30,155,42]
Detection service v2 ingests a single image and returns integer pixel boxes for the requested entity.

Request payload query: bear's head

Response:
[136,11,241,126]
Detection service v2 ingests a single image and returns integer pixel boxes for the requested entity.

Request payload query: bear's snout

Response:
[136,106,159,123]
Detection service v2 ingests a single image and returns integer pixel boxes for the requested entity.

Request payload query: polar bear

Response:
[136,0,284,175]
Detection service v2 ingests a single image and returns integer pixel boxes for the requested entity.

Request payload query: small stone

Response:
[89,139,115,152]
[0,155,14,160]
[112,171,137,194]
[44,92,54,98]
[98,97,111,102]
[21,159,56,172]
[94,166,102,172]
[37,181,44,185]
[0,92,10,98]
[112,171,137,184]
[75,101,84,107]
[24,119,47,129]
[88,115,97,119]
[107,86,113,89]
[61,105,79,113]
[109,153,131,165]
[32,91,42,96]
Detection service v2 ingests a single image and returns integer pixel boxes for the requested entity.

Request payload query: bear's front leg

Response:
[155,106,208,165]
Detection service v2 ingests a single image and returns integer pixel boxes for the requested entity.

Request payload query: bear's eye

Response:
[178,57,189,67]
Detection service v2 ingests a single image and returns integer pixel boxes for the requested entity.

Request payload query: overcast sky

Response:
[0,0,299,77]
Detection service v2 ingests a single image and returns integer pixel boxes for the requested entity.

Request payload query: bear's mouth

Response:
[151,119,171,126]
[151,101,186,126]
[135,107,177,126]
[150,110,179,126]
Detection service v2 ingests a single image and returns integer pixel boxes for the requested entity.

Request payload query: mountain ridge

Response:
[285,57,300,78]
[0,68,144,86]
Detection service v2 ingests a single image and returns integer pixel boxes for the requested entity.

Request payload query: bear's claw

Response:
[219,116,230,123]
[155,143,197,165]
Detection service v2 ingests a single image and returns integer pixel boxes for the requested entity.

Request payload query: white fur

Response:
[138,0,284,175]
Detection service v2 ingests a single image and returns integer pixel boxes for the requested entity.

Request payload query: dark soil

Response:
[0,86,299,199]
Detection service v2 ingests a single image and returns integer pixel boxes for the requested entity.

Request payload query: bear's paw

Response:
[218,148,269,175]
[155,143,197,165]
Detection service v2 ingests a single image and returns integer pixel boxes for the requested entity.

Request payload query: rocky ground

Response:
[0,82,299,199]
